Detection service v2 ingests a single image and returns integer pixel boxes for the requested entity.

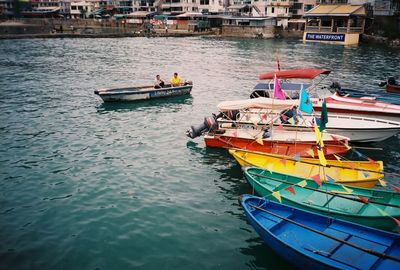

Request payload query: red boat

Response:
[204,128,350,158]
[256,68,400,121]
[387,84,400,93]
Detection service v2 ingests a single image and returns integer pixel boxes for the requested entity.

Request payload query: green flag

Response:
[319,99,328,132]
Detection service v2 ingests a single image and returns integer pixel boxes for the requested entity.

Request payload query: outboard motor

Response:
[330,81,342,91]
[186,115,219,139]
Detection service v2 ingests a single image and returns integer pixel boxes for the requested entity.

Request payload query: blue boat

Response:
[240,194,400,270]
[94,82,193,102]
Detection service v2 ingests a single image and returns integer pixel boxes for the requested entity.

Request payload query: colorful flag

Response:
[272,191,282,203]
[262,113,268,121]
[326,175,335,183]
[393,185,400,193]
[280,158,287,166]
[256,136,264,145]
[306,149,315,158]
[392,217,400,227]
[273,74,286,100]
[287,117,295,125]
[292,154,301,162]
[333,154,342,162]
[297,180,307,187]
[311,174,321,186]
[319,99,328,131]
[367,157,375,164]
[299,85,313,114]
[362,171,370,178]
[379,179,387,187]
[285,186,296,195]
[314,124,327,166]
[341,185,353,194]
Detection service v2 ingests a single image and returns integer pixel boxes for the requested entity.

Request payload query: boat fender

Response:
[186,115,218,139]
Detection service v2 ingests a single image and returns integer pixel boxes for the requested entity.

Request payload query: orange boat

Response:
[204,127,349,158]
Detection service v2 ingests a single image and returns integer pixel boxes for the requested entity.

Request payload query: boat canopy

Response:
[217,97,297,112]
[259,69,331,80]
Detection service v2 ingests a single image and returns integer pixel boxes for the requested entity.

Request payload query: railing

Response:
[306,26,363,33]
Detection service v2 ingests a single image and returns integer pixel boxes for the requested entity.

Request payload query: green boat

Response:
[244,167,400,231]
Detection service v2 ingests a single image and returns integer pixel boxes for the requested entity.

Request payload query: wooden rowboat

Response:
[243,167,399,231]
[94,82,193,102]
[204,128,349,158]
[240,194,400,270]
[230,149,383,188]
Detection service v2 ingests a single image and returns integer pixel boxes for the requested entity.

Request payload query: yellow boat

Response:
[229,149,384,188]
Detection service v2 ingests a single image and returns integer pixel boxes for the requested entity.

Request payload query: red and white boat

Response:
[204,127,350,158]
[257,68,400,121]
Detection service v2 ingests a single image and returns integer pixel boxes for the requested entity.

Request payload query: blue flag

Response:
[299,86,313,114]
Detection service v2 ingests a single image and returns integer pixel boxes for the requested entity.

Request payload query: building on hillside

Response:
[348,0,399,16]
[161,0,198,14]
[70,1,93,18]
[252,0,294,28]
[303,4,366,45]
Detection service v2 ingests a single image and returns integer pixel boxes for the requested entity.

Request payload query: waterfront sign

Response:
[305,33,345,42]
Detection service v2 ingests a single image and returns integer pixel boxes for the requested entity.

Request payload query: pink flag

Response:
[393,185,400,193]
[358,196,369,203]
[311,174,321,186]
[273,74,286,100]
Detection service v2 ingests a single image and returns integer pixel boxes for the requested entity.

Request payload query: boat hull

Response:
[94,84,192,102]
[387,84,400,94]
[205,134,349,158]
[243,167,398,230]
[230,149,383,188]
[240,195,400,270]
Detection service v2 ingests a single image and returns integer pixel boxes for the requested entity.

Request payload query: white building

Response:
[70,1,93,18]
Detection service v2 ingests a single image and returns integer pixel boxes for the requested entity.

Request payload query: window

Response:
[271,7,274,13]
[200,0,209,4]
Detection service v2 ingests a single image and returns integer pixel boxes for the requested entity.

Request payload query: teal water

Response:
[0,37,399,270]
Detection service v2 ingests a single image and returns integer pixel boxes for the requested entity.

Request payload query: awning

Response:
[304,4,366,17]
[217,97,297,112]
[288,19,306,23]
[176,12,204,18]
[128,11,156,18]
[259,69,331,80]
[228,4,248,10]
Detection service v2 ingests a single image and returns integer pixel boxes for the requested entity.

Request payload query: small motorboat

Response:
[94,82,193,102]
[243,166,398,230]
[380,77,400,94]
[239,194,400,269]
[255,68,400,121]
[214,101,400,143]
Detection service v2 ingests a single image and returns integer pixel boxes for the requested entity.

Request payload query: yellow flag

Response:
[333,154,342,162]
[341,185,353,194]
[252,120,258,127]
[266,164,274,173]
[314,124,327,166]
[376,207,388,216]
[379,179,387,187]
[256,136,264,145]
[306,149,315,158]
[297,180,307,187]
[287,117,295,125]
[272,191,282,203]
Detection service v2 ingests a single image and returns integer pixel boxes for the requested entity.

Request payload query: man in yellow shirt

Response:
[170,72,183,87]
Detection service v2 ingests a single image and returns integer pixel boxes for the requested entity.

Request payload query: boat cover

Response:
[259,69,331,80]
[217,97,297,112]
